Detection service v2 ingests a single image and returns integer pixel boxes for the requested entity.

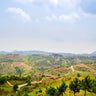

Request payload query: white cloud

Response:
[45,13,80,23]
[7,8,31,22]
[59,13,80,23]
[78,8,91,17]
[50,0,58,5]
[45,15,57,21]
[13,0,82,7]
[35,18,40,23]
[50,0,82,7]
[14,0,34,3]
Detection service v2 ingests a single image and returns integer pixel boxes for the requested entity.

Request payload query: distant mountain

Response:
[0,50,53,55]
[0,51,8,54]
[0,50,95,56]
[91,51,96,54]
[0,50,76,56]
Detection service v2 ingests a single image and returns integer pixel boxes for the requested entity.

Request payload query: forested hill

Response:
[0,54,96,76]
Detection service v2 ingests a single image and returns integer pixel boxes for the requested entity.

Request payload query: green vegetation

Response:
[0,76,8,84]
[57,81,68,95]
[82,76,92,96]
[0,54,96,77]
[92,80,96,93]
[0,54,96,96]
[46,87,57,96]
[69,78,81,96]
[13,85,18,92]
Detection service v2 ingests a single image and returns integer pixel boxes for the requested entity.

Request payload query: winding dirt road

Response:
[70,66,74,72]
[7,78,44,90]
[7,81,13,87]
[7,67,74,90]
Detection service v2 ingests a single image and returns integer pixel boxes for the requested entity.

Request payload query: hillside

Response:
[0,54,96,77]
[0,54,96,96]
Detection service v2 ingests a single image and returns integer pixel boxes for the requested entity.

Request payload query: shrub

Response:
[46,87,57,96]
[13,85,18,92]
[77,73,80,77]
[39,89,42,93]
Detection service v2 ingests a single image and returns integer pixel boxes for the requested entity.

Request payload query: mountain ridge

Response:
[0,50,95,56]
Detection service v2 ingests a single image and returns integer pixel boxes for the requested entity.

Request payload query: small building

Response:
[43,74,51,77]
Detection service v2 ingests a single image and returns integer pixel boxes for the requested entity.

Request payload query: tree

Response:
[77,73,80,77]
[24,93,29,96]
[13,85,18,92]
[92,80,96,93]
[15,67,23,78]
[0,76,7,84]
[82,76,92,96]
[26,76,31,85]
[46,87,57,96]
[69,78,81,96]
[57,81,68,96]
[39,89,42,93]
[58,74,60,77]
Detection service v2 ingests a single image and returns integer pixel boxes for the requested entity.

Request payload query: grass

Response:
[0,82,13,92]
[0,77,96,96]
[66,70,96,77]
[24,77,96,96]
[9,80,26,85]
[0,82,14,96]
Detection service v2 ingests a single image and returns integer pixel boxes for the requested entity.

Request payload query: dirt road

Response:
[7,78,44,90]
[7,81,13,87]
[70,66,74,72]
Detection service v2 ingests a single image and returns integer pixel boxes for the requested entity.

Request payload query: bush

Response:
[13,85,18,92]
[23,86,32,92]
[77,73,80,77]
[35,91,38,94]
[39,89,42,93]
[46,87,57,96]
[24,93,29,96]
[0,76,8,84]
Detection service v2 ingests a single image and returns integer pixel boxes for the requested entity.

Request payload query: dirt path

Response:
[7,78,45,90]
[7,81,13,87]
[7,66,75,89]
[70,66,74,72]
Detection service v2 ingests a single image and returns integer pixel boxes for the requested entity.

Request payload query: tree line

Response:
[46,76,96,96]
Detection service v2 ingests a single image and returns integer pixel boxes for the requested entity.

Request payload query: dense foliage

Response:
[69,78,81,96]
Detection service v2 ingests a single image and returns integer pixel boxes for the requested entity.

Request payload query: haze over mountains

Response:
[0,50,96,56]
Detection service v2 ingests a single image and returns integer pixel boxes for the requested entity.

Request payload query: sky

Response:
[0,0,96,54]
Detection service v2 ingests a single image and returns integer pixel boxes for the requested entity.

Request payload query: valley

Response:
[0,53,96,96]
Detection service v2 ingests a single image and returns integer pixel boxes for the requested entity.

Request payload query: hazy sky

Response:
[0,0,96,54]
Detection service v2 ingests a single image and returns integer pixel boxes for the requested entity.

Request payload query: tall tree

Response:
[92,80,96,93]
[13,84,18,92]
[46,87,57,96]
[15,67,23,78]
[82,76,92,96]
[57,81,68,96]
[26,76,31,85]
[77,73,80,77]
[69,78,81,96]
